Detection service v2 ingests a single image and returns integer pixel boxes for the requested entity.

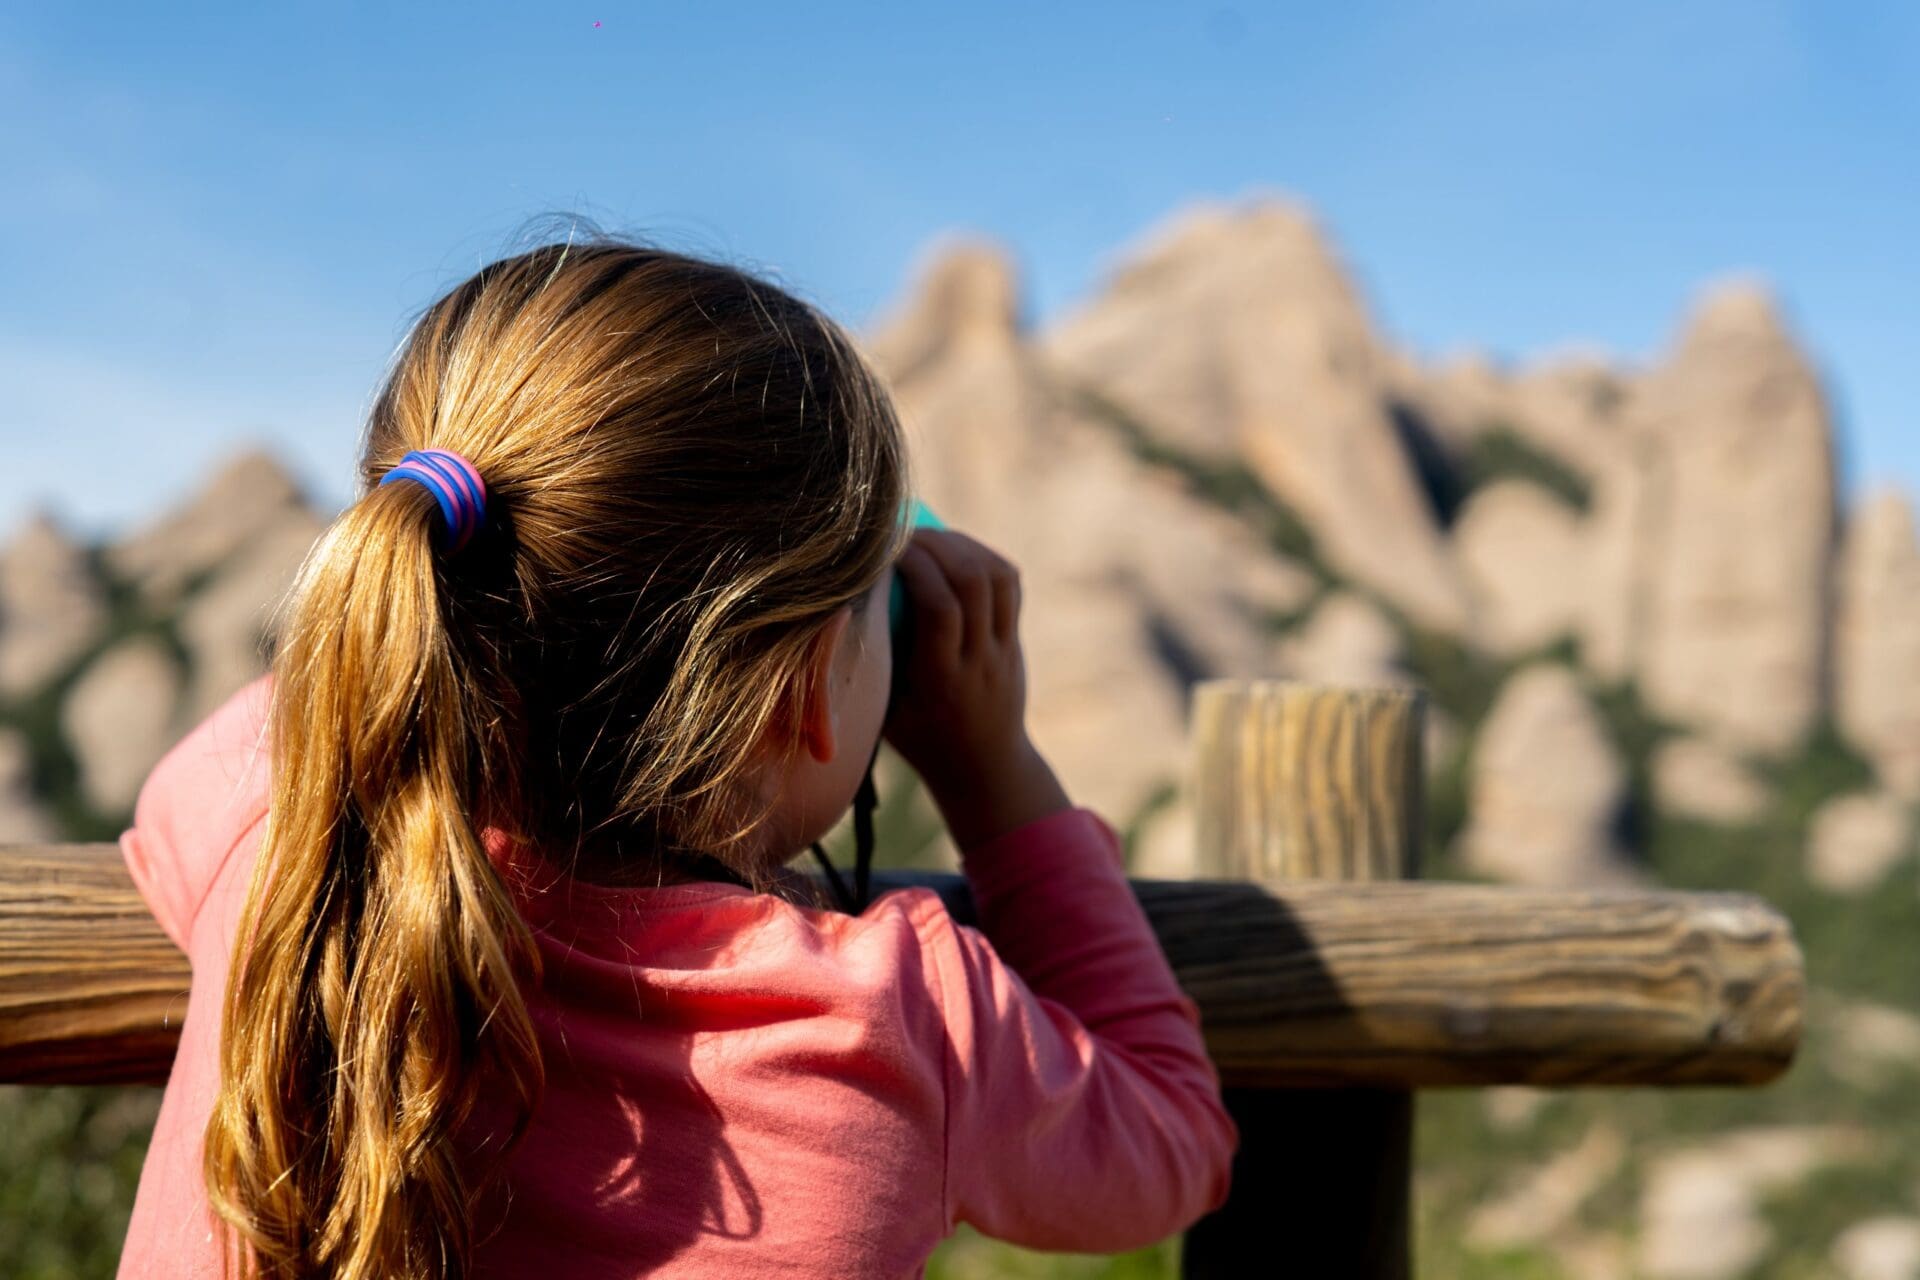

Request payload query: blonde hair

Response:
[202,220,914,1278]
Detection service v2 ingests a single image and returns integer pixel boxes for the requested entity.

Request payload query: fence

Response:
[0,680,1803,1276]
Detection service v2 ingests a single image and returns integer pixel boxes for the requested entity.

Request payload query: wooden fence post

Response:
[1181,680,1424,1280]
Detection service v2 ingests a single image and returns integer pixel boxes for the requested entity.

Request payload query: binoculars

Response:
[887,497,946,709]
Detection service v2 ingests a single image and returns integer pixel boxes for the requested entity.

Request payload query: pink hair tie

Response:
[378,448,490,554]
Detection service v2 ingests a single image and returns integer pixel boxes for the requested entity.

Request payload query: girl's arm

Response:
[912,800,1239,1253]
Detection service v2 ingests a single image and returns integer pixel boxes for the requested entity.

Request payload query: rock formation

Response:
[1464,1123,1625,1254]
[1638,1127,1872,1279]
[1652,736,1770,825]
[1498,353,1634,481]
[1452,480,1587,659]
[859,237,1064,541]
[1577,438,1663,684]
[1832,1217,1920,1280]
[1823,995,1920,1092]
[1456,663,1639,887]
[0,197,1914,1278]
[1398,345,1634,478]
[1837,489,1920,797]
[860,236,1326,876]
[177,508,327,724]
[1633,282,1838,757]
[1386,349,1509,458]
[106,448,311,605]
[1805,790,1913,894]
[1271,589,1408,688]
[0,512,106,697]
[60,636,184,815]
[0,201,1895,919]
[1037,198,1476,638]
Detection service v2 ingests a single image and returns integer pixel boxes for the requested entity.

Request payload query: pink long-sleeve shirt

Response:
[115,674,1238,1277]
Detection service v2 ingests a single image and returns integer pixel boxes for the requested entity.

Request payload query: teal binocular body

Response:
[888,498,945,706]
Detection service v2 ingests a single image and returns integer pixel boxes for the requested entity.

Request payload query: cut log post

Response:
[1180,680,1423,1280]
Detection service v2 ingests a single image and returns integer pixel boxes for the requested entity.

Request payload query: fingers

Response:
[908,529,1019,657]
[991,560,1019,645]
[947,555,992,659]
[892,540,962,662]
[885,527,1029,776]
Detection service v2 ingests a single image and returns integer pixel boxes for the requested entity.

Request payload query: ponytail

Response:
[200,227,911,1276]
[203,479,543,1279]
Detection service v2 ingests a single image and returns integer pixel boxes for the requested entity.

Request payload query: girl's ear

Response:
[789,605,853,764]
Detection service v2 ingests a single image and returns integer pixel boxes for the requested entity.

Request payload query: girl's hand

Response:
[882,528,1030,798]
[882,528,1071,852]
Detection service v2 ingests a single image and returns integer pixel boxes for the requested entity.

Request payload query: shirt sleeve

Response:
[910,805,1239,1253]
[118,673,275,952]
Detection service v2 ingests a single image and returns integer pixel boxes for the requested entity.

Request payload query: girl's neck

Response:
[568,847,755,890]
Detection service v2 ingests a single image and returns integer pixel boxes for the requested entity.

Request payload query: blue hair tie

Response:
[378,448,490,553]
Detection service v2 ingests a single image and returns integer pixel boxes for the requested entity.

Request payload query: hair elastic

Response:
[378,448,489,554]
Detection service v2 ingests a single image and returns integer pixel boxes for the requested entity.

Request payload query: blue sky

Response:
[2,1,1914,543]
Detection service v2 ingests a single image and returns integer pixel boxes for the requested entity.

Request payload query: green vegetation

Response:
[1458,424,1593,514]
[1061,382,1332,579]
[926,1224,1176,1279]
[0,554,191,842]
[1039,405,1919,1274]
[1755,719,1879,835]
[1118,777,1181,869]
[7,410,1917,1278]
[1581,672,1686,865]
[818,755,952,875]
[0,1086,159,1280]
[1416,711,1920,1276]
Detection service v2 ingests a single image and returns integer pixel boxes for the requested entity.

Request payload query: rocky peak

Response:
[1846,488,1917,578]
[1456,662,1640,888]
[1099,196,1359,307]
[1429,350,1505,399]
[0,508,107,696]
[860,236,1025,386]
[3,510,86,569]
[1060,195,1379,387]
[106,445,313,604]
[1676,278,1794,356]
[1038,194,1473,637]
[1629,275,1838,757]
[1655,279,1826,439]
[197,445,306,504]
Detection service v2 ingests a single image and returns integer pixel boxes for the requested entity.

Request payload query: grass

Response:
[925,1224,1178,1279]
[0,1086,160,1280]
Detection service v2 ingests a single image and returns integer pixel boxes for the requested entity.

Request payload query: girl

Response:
[114,230,1238,1279]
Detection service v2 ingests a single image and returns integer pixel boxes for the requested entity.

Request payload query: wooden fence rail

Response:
[0,679,1806,1278]
[0,847,1803,1090]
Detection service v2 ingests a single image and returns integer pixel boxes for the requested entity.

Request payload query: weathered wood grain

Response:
[872,872,1804,1088]
[1190,679,1425,882]
[1183,682,1424,1280]
[0,851,1803,1089]
[0,843,191,1084]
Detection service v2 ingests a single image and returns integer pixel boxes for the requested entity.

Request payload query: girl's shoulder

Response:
[118,672,276,952]
[744,880,976,1023]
